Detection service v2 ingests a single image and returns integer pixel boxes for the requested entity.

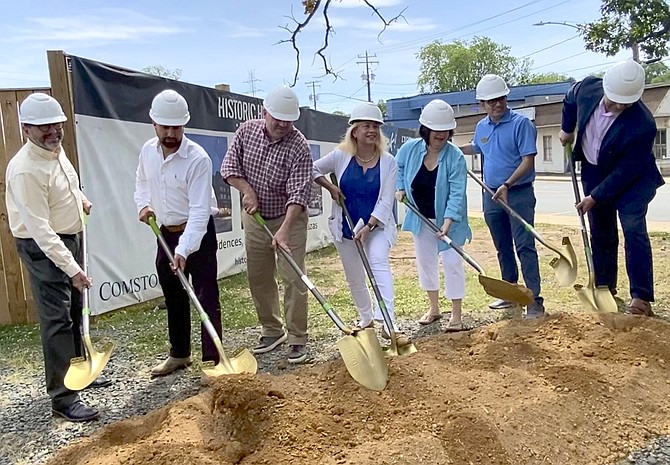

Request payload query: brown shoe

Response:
[150,356,192,377]
[625,298,653,317]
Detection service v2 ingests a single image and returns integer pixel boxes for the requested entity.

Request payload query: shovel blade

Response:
[574,284,601,313]
[203,348,258,377]
[549,237,578,287]
[478,276,534,306]
[64,338,115,391]
[336,328,388,391]
[383,342,418,358]
[594,286,618,313]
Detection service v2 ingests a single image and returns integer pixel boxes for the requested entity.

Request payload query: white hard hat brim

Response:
[150,112,191,126]
[349,117,384,124]
[603,88,642,105]
[263,105,300,122]
[420,121,457,131]
[23,115,68,125]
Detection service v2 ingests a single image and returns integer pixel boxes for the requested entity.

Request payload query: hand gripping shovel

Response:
[401,197,534,306]
[330,174,417,357]
[467,170,578,287]
[566,146,618,313]
[252,212,388,391]
[64,224,115,391]
[148,217,258,376]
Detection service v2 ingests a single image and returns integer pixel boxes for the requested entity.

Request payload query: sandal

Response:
[625,298,654,317]
[418,312,442,326]
[444,321,465,333]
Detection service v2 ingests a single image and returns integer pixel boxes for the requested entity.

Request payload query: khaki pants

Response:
[242,211,309,345]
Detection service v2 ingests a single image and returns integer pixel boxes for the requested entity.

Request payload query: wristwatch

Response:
[366,222,378,232]
[503,181,512,189]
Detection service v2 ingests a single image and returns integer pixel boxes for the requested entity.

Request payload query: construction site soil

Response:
[48,311,670,465]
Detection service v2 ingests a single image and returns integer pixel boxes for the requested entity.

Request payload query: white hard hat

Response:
[263,86,300,122]
[603,59,645,104]
[349,102,384,124]
[419,99,456,131]
[475,74,510,101]
[149,90,190,126]
[19,93,67,125]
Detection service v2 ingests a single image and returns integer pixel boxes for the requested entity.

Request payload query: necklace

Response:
[355,153,376,163]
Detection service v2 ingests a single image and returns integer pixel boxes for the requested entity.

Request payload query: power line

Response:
[531,51,589,70]
[357,51,378,102]
[243,70,262,97]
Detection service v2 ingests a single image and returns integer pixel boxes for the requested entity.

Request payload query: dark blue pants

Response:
[582,176,657,302]
[156,217,222,362]
[483,184,542,304]
[16,234,83,410]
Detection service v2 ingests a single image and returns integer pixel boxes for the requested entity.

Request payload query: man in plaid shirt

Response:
[221,86,313,364]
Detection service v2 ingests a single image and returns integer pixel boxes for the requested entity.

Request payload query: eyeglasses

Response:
[29,122,64,133]
[482,96,506,107]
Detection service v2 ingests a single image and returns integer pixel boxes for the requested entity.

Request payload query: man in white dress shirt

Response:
[134,89,222,376]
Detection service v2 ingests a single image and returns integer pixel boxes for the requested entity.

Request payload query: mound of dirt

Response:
[49,313,670,465]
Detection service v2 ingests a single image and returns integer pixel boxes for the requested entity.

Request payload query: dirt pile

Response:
[49,312,670,465]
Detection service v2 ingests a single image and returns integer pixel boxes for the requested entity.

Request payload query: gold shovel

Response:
[468,170,578,288]
[330,174,417,357]
[566,147,618,313]
[64,225,115,391]
[253,212,388,391]
[148,217,258,376]
[402,197,534,306]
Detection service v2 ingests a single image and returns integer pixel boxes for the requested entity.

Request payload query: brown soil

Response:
[50,312,670,465]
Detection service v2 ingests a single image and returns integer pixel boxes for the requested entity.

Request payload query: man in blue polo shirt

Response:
[461,74,544,318]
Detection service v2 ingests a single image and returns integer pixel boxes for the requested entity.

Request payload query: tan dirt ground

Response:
[49,312,670,465]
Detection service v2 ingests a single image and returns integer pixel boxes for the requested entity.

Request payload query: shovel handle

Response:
[80,219,92,337]
[251,212,353,335]
[329,174,399,346]
[401,197,485,275]
[147,217,232,366]
[565,145,597,284]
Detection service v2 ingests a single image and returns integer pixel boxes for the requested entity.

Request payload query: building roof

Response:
[386,81,574,129]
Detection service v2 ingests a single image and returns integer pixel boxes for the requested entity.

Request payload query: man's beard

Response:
[161,137,180,149]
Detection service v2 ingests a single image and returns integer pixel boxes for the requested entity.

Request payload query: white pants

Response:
[413,223,466,300]
[334,231,398,331]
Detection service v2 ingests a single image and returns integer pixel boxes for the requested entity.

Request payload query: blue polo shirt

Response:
[471,108,537,189]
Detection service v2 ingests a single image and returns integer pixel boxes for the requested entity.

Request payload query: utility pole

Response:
[306,80,320,110]
[357,51,378,102]
[244,70,262,97]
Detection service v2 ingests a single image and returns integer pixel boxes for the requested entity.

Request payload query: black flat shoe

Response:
[84,376,112,389]
[52,400,99,422]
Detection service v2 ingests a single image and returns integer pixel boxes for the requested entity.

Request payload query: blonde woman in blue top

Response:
[314,103,409,346]
[395,100,472,331]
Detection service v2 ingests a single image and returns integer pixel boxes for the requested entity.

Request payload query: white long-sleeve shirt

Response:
[6,140,86,277]
[134,136,214,259]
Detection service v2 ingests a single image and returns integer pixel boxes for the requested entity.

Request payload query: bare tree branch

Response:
[278,1,406,86]
[276,1,323,86]
[361,1,408,42]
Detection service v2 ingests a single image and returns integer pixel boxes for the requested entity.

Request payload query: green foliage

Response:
[416,37,532,93]
[519,72,575,85]
[377,99,388,117]
[645,61,670,83]
[581,0,670,61]
[142,65,183,80]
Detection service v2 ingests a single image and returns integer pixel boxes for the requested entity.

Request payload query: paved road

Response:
[466,177,670,232]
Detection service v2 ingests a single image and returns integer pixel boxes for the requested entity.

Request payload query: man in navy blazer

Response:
[559,59,664,316]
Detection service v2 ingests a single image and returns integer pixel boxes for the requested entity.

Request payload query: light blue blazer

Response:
[396,138,472,251]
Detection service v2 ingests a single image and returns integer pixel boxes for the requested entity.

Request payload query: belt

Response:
[161,222,187,233]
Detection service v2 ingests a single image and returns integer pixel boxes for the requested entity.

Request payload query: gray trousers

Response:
[16,234,83,410]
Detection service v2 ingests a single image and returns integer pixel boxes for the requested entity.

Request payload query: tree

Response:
[332,110,349,117]
[280,1,406,85]
[416,37,531,93]
[581,0,670,62]
[377,99,387,117]
[644,61,670,83]
[519,72,575,85]
[142,65,183,80]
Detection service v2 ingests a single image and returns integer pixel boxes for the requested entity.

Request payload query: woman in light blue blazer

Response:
[395,100,472,331]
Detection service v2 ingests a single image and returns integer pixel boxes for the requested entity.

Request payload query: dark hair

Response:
[419,124,454,146]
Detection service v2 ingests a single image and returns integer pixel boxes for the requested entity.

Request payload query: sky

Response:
[0,0,634,115]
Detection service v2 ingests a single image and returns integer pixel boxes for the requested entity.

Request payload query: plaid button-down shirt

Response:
[221,119,312,219]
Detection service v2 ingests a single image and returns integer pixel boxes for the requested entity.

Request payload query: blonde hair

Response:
[336,121,389,157]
